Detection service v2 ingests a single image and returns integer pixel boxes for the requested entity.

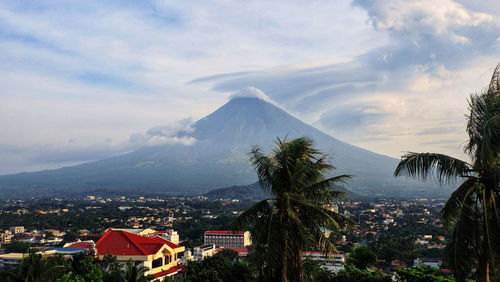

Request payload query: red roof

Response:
[225,247,249,254]
[152,264,186,278]
[66,242,95,249]
[204,231,246,235]
[95,229,181,256]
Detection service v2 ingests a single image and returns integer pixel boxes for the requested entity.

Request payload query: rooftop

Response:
[95,229,182,256]
[205,231,246,235]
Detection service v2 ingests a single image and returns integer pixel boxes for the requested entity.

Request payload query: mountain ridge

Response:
[0,94,444,198]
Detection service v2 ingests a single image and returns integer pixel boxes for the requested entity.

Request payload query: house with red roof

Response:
[95,229,185,280]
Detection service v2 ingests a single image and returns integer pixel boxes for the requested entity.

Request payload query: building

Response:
[95,229,185,280]
[193,244,217,261]
[303,251,345,273]
[0,233,13,244]
[413,258,442,268]
[63,240,95,251]
[9,226,25,234]
[105,228,156,236]
[154,229,180,245]
[204,231,251,248]
[325,204,339,213]
[0,253,24,268]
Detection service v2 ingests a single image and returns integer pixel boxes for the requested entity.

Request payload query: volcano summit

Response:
[0,88,439,197]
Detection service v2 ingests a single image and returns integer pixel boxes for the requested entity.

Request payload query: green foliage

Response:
[347,246,377,269]
[332,264,391,282]
[2,250,67,282]
[55,272,85,282]
[3,241,32,253]
[394,63,500,282]
[396,266,454,282]
[0,253,157,282]
[234,137,354,282]
[184,253,252,282]
[123,259,150,282]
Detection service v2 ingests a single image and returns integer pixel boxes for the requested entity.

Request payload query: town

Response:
[0,195,451,280]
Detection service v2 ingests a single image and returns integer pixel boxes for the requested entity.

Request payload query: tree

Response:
[396,266,454,282]
[347,246,377,269]
[394,63,500,282]
[184,254,252,282]
[234,137,354,282]
[3,250,66,282]
[123,260,150,282]
[332,264,391,282]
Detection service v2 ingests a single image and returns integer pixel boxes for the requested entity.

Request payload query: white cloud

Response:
[353,0,493,43]
[229,87,276,104]
[0,0,499,173]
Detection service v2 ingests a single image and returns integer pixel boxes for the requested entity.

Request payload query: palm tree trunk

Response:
[478,189,492,282]
[478,253,490,282]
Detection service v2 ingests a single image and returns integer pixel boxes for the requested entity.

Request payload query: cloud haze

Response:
[0,0,499,174]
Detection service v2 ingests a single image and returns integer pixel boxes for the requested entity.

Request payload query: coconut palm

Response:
[394,63,500,281]
[4,250,66,282]
[234,137,354,282]
[123,260,151,282]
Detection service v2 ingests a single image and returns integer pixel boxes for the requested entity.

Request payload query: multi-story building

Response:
[95,229,185,280]
[154,229,180,245]
[0,253,24,268]
[193,244,217,261]
[9,226,25,234]
[303,251,345,273]
[204,231,251,248]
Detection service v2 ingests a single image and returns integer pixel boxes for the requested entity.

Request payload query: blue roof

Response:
[47,247,86,253]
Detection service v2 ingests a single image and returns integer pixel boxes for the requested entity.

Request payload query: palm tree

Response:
[123,259,150,282]
[234,137,354,282]
[394,63,500,282]
[4,250,66,282]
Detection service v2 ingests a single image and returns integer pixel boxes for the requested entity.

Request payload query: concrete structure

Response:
[193,244,217,261]
[0,253,24,268]
[204,231,251,248]
[154,229,179,245]
[413,258,442,268]
[303,251,346,273]
[96,229,185,280]
[9,226,25,234]
[105,228,156,236]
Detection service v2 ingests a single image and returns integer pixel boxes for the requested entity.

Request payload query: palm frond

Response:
[394,152,471,184]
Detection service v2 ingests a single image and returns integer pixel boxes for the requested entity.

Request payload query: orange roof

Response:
[95,229,181,256]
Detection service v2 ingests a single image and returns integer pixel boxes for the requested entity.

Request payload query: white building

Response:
[303,251,346,273]
[0,253,24,268]
[154,229,179,245]
[193,244,217,261]
[413,258,442,268]
[9,226,25,234]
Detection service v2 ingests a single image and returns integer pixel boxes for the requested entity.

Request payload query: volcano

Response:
[0,88,439,197]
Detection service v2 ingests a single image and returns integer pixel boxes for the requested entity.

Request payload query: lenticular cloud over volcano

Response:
[229,87,276,104]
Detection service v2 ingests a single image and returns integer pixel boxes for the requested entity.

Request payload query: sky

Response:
[0,0,499,174]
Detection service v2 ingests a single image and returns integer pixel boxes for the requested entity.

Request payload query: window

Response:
[152,257,162,268]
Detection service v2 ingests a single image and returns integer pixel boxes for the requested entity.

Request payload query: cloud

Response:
[353,0,493,43]
[130,118,197,146]
[0,119,197,175]
[1,0,499,173]
[192,0,500,159]
[229,87,276,104]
